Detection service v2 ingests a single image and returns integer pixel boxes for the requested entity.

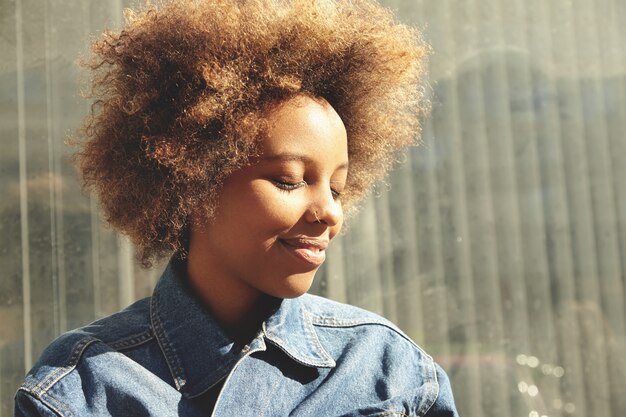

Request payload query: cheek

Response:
[260,190,303,224]
[231,186,304,233]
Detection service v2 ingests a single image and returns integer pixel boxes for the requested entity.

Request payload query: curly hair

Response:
[76,0,430,266]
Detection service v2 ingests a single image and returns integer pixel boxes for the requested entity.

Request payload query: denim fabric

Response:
[15,259,459,417]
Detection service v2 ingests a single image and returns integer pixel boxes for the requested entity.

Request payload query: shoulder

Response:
[300,293,432,376]
[16,298,154,415]
[300,294,458,416]
[28,296,152,373]
[301,293,421,349]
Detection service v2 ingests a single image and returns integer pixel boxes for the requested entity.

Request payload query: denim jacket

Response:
[15,259,459,417]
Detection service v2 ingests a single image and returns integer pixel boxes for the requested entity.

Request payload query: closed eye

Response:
[272,179,306,191]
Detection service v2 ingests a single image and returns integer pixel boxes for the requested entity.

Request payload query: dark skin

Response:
[186,95,349,344]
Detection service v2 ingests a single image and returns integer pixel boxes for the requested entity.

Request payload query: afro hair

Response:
[76,0,431,266]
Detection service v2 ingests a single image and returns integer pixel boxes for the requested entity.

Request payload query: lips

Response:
[278,237,329,266]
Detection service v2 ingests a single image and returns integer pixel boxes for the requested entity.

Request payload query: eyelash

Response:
[273,179,306,191]
[272,179,342,200]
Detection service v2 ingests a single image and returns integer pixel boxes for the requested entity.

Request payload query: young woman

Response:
[15,0,458,415]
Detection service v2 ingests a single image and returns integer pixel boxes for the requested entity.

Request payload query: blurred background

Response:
[1,0,625,416]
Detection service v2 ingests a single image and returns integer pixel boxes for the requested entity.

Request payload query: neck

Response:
[185,248,271,345]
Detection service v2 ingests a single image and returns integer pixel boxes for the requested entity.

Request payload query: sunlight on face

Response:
[188,95,349,310]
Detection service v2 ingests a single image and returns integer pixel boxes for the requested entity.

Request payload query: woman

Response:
[15,0,458,415]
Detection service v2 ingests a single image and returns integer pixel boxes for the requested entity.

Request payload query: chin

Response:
[270,271,317,299]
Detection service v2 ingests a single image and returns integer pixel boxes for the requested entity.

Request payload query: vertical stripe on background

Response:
[606,3,626,325]
[43,0,64,339]
[428,1,482,415]
[91,199,102,318]
[117,236,135,310]
[552,2,610,415]
[15,0,32,374]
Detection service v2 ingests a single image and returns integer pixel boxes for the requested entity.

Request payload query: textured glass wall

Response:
[1,1,625,416]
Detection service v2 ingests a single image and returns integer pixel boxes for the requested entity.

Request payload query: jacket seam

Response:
[310,317,389,328]
[150,292,187,390]
[17,386,75,417]
[263,331,333,368]
[310,316,432,359]
[303,310,336,366]
[378,412,410,417]
[29,337,98,395]
[108,329,154,351]
[41,391,75,417]
[416,356,439,417]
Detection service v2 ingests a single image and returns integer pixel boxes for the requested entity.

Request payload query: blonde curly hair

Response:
[76,0,430,266]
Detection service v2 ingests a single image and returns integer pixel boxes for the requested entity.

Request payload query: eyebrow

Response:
[262,153,349,170]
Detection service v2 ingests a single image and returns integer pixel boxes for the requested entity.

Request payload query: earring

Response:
[314,210,322,223]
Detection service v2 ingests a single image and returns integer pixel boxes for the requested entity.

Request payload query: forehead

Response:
[262,96,348,158]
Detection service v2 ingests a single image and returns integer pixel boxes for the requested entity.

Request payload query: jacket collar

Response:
[150,258,335,399]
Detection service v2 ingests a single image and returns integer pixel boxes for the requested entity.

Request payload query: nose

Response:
[306,185,342,227]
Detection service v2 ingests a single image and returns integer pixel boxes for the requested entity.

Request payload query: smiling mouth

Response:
[278,238,328,267]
